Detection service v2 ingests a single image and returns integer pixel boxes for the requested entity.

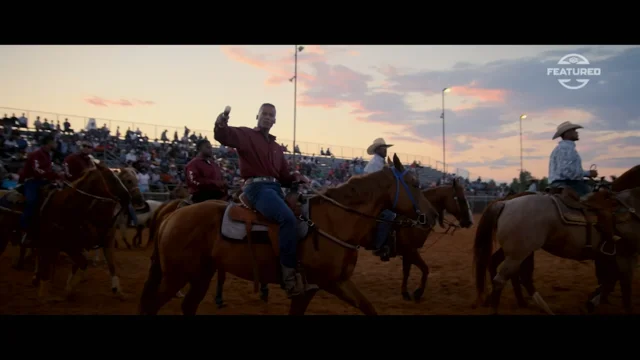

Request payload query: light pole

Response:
[441,87,451,180]
[289,45,304,168]
[519,114,527,176]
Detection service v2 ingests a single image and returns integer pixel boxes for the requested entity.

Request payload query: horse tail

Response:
[139,225,163,315]
[145,202,165,248]
[472,200,505,306]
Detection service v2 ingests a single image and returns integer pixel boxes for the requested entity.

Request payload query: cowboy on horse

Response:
[185,139,227,203]
[547,121,616,254]
[63,139,96,182]
[363,137,396,261]
[214,103,317,298]
[19,134,62,246]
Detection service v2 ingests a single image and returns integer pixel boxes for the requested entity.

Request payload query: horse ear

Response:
[392,153,404,172]
[387,156,393,166]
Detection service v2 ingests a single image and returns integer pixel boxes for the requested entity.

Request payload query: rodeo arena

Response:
[0,106,638,317]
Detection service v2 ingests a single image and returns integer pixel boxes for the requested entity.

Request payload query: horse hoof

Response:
[116,292,128,301]
[39,295,64,304]
[413,288,425,303]
[401,291,411,301]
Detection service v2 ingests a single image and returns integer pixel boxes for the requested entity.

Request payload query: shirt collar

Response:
[558,139,576,148]
[252,127,276,141]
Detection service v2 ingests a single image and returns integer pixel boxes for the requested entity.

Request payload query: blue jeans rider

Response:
[214,103,318,298]
[19,135,61,245]
[363,137,396,260]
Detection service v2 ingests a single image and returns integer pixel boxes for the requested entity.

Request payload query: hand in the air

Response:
[215,112,229,127]
[588,169,598,178]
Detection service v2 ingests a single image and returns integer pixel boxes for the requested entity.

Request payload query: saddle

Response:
[134,201,151,214]
[549,189,598,226]
[228,190,305,256]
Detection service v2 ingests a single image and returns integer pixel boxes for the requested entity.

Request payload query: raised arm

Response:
[213,109,244,150]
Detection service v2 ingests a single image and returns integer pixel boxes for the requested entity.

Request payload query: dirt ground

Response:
[1,214,638,315]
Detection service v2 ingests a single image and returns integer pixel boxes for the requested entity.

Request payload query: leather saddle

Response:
[228,189,306,256]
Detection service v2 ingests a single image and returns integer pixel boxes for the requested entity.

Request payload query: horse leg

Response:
[119,222,131,250]
[260,283,269,303]
[490,256,525,315]
[214,269,226,308]
[400,255,412,301]
[102,241,126,300]
[409,250,430,303]
[36,249,63,303]
[618,256,634,314]
[517,253,553,314]
[324,279,378,315]
[181,256,216,315]
[64,249,90,300]
[13,244,28,270]
[289,290,318,315]
[484,249,504,307]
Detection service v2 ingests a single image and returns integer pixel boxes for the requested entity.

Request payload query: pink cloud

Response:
[84,96,155,107]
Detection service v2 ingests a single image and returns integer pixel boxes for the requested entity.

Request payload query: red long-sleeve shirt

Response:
[184,155,226,194]
[19,148,60,183]
[213,125,295,187]
[63,152,94,182]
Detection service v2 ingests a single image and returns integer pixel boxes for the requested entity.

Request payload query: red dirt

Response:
[1,214,638,315]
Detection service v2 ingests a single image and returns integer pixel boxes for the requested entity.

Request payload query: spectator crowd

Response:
[1,112,505,196]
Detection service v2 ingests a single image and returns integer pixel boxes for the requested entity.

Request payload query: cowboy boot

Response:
[280,265,318,297]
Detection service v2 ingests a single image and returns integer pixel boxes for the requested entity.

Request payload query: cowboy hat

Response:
[366,138,394,155]
[552,121,583,140]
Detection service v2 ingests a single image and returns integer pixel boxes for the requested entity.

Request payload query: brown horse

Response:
[139,154,439,315]
[213,177,475,308]
[472,165,640,314]
[29,162,132,302]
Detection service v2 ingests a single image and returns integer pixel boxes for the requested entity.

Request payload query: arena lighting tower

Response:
[289,45,305,167]
[519,114,527,176]
[441,87,451,180]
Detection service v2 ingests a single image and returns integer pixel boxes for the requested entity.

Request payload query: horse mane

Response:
[313,169,391,206]
[612,164,640,192]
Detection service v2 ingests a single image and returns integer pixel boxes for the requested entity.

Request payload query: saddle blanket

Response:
[221,201,310,241]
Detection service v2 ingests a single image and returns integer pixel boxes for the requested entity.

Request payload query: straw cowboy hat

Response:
[552,121,583,140]
[366,138,394,155]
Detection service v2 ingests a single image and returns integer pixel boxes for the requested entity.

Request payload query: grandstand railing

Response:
[1,106,472,180]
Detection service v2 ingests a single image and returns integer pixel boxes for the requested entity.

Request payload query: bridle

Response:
[305,167,430,228]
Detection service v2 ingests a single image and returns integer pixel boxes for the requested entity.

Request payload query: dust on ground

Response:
[1,214,637,315]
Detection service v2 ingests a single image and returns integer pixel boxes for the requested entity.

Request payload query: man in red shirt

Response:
[214,103,315,298]
[63,139,95,182]
[19,134,61,245]
[185,139,227,202]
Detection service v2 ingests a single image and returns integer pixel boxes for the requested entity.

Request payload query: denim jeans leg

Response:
[128,204,138,226]
[244,182,298,268]
[374,209,396,249]
[20,179,46,230]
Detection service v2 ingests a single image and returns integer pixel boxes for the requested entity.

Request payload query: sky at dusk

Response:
[1,45,638,183]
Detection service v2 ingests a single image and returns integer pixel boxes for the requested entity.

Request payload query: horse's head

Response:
[611,164,640,192]
[432,177,473,229]
[116,167,146,208]
[92,163,132,208]
[382,154,439,228]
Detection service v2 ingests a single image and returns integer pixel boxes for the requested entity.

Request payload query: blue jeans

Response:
[374,210,397,249]
[243,181,298,268]
[550,180,590,197]
[20,179,49,230]
[128,204,138,226]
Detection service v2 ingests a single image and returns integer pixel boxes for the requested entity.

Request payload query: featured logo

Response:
[546,53,601,90]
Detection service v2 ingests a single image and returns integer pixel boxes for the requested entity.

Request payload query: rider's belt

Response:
[244,176,279,186]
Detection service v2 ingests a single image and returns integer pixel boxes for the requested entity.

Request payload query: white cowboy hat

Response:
[552,121,583,140]
[366,138,394,155]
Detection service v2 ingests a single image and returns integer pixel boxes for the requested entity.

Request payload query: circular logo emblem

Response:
[546,53,601,90]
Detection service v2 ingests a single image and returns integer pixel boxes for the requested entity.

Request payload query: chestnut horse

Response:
[212,177,475,307]
[139,154,439,315]
[472,165,640,314]
[30,162,132,302]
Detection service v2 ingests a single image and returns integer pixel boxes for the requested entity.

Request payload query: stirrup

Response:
[599,240,616,256]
